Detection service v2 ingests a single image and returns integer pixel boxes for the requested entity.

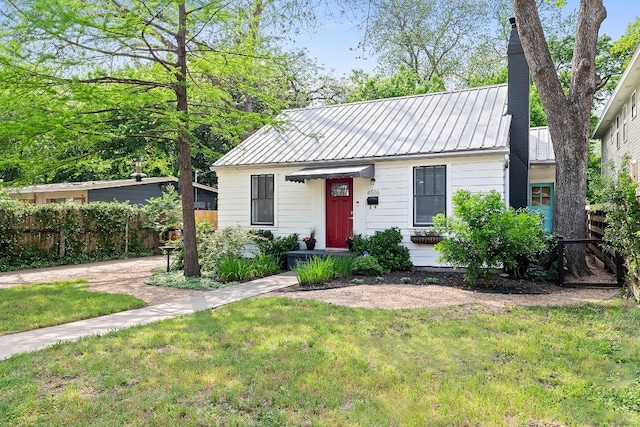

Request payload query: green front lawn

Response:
[0,280,146,335]
[1,297,639,425]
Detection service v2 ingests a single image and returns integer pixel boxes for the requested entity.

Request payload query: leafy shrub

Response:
[295,256,335,286]
[197,225,256,273]
[599,158,640,300]
[433,189,546,283]
[350,278,364,284]
[256,233,300,269]
[143,185,182,237]
[400,276,412,284]
[351,228,412,272]
[350,255,385,275]
[423,277,438,284]
[0,200,153,271]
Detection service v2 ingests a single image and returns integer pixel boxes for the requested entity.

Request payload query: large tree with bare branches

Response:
[512,0,606,276]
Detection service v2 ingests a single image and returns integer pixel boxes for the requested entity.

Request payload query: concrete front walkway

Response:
[0,272,298,360]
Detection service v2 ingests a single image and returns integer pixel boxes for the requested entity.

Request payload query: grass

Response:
[1,297,639,426]
[0,280,145,335]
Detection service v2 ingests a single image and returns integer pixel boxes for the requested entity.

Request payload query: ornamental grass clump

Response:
[295,256,335,286]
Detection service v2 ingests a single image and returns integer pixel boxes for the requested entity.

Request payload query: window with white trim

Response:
[623,104,628,143]
[616,115,620,149]
[610,123,615,145]
[251,174,274,225]
[413,165,446,226]
[632,91,637,118]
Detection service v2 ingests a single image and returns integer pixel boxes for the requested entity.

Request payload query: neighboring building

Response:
[212,20,556,266]
[6,177,218,210]
[593,43,640,178]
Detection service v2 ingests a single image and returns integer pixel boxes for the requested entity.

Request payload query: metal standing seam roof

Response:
[529,126,556,164]
[5,177,218,194]
[214,84,512,167]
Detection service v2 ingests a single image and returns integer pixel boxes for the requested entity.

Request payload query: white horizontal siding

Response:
[217,154,507,267]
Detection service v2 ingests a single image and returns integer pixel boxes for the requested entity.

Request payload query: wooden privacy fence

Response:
[194,209,218,227]
[0,206,160,269]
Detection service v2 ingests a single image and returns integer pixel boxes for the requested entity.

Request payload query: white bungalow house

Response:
[593,42,640,179]
[212,20,556,266]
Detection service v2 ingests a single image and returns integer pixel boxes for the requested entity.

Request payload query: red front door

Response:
[326,178,353,248]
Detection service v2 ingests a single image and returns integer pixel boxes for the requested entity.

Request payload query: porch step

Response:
[286,249,355,270]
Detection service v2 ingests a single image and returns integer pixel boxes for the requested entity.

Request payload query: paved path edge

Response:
[0,272,298,361]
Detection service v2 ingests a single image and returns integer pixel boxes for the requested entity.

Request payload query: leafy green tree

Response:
[512,0,606,276]
[0,1,295,276]
[345,66,444,102]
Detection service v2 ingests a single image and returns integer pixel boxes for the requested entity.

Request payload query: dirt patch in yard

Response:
[268,257,622,311]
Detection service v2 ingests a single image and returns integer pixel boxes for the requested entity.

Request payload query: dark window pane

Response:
[413,166,446,225]
[251,174,274,225]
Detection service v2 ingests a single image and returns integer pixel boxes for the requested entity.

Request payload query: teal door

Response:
[530,183,554,232]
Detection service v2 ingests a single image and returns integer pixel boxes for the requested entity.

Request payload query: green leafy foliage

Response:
[350,255,385,276]
[0,200,153,271]
[351,228,412,273]
[294,256,336,286]
[196,225,256,273]
[143,185,182,236]
[256,233,300,270]
[433,189,547,283]
[216,253,280,283]
[599,158,640,300]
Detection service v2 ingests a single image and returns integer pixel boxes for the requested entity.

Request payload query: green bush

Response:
[197,225,255,273]
[0,200,153,271]
[143,185,182,238]
[351,228,412,273]
[433,189,546,283]
[350,255,385,276]
[255,233,300,270]
[599,158,640,300]
[295,256,335,286]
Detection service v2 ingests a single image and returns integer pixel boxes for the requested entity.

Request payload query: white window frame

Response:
[616,114,620,149]
[250,174,274,226]
[623,104,628,143]
[413,165,446,226]
[632,90,637,118]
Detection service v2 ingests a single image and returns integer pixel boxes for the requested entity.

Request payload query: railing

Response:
[556,237,623,286]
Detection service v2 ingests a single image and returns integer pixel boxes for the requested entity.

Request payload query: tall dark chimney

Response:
[507,17,530,209]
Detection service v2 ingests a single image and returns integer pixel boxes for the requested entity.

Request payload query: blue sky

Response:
[293,0,640,77]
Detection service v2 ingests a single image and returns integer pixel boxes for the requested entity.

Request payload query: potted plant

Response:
[345,235,354,251]
[303,229,317,250]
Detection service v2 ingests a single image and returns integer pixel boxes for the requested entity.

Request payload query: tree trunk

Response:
[548,106,591,276]
[512,0,606,276]
[176,2,201,277]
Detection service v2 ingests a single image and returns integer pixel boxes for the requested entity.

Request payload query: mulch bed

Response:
[287,269,562,295]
